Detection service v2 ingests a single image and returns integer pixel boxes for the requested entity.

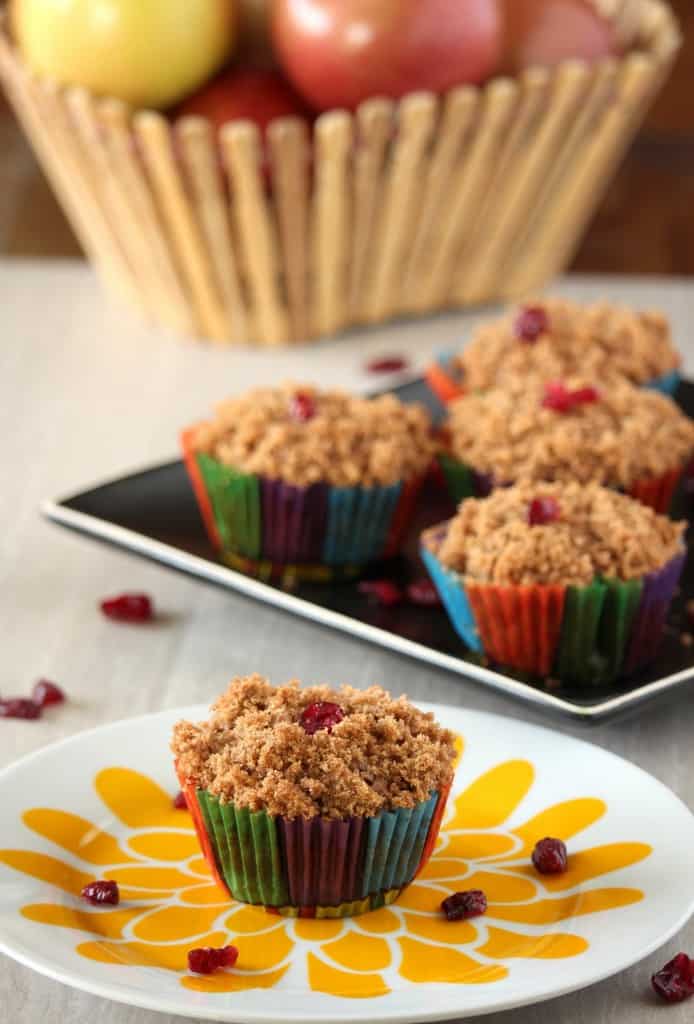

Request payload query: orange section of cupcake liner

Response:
[180,426,221,551]
[465,582,567,677]
[425,362,465,405]
[416,781,452,875]
[175,763,229,898]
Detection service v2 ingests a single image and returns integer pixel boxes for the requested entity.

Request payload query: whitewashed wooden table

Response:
[1,262,693,1024]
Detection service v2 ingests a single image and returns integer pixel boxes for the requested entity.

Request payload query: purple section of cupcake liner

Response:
[280,816,365,907]
[260,478,329,564]
[624,550,686,675]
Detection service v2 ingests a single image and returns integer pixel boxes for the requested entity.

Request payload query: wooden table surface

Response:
[0,262,693,1024]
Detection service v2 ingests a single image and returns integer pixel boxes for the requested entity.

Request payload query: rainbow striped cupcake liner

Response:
[425,350,681,407]
[182,429,423,577]
[179,770,450,918]
[422,524,685,687]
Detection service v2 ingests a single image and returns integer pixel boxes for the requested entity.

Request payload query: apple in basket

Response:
[271,0,503,112]
[501,0,621,72]
[10,0,240,109]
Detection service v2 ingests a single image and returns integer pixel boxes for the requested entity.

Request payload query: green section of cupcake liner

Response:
[438,454,478,504]
[555,577,643,685]
[196,454,261,558]
[196,791,288,907]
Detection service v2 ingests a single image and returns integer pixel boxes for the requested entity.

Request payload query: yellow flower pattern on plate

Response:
[0,752,651,999]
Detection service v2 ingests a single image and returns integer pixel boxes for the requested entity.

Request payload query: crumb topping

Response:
[191,384,435,487]
[429,481,685,587]
[454,298,680,390]
[445,376,694,488]
[172,676,456,819]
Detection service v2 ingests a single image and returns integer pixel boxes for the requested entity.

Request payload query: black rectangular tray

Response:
[42,377,694,722]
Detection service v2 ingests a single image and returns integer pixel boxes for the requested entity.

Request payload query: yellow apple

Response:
[10,0,240,109]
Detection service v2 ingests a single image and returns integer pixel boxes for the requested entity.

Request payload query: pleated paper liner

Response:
[422,524,686,686]
[437,452,686,515]
[178,784,449,918]
[425,355,681,408]
[182,428,427,575]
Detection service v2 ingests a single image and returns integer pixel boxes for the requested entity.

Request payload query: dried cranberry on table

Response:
[358,581,404,607]
[173,791,188,810]
[81,880,120,906]
[441,890,488,921]
[532,837,568,875]
[100,593,154,623]
[188,945,239,975]
[32,680,66,707]
[651,953,694,1004]
[366,355,410,374]
[0,699,41,720]
[406,580,442,607]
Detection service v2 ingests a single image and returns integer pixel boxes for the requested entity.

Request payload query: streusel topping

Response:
[428,481,685,587]
[445,377,694,488]
[172,676,456,819]
[453,299,680,391]
[191,384,435,487]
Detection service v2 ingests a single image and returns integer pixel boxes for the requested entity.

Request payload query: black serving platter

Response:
[42,377,694,722]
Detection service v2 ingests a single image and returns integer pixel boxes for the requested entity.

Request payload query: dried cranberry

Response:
[32,680,66,707]
[173,791,188,810]
[514,305,549,342]
[81,880,120,906]
[542,381,600,413]
[301,701,345,735]
[652,954,694,1003]
[441,890,488,921]
[0,699,41,720]
[366,355,409,374]
[188,945,239,975]
[532,837,568,874]
[406,580,442,607]
[289,392,316,422]
[527,497,561,526]
[100,593,153,623]
[358,580,403,607]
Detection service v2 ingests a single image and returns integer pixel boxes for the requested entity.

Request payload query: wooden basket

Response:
[0,2,680,346]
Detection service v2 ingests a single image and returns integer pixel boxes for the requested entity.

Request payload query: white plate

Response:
[1,704,693,1023]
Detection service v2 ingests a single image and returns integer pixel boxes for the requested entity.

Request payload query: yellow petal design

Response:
[308,953,390,998]
[132,905,223,943]
[487,888,643,924]
[22,903,142,938]
[228,906,285,935]
[445,833,517,860]
[355,908,401,935]
[0,850,93,895]
[455,871,538,904]
[417,858,467,882]
[22,810,136,866]
[322,933,391,971]
[403,913,476,946]
[449,761,535,831]
[497,799,606,860]
[234,929,294,971]
[294,918,344,942]
[396,885,447,914]
[187,857,211,878]
[180,884,228,906]
[399,938,508,984]
[78,933,228,971]
[182,966,289,993]
[127,833,199,862]
[104,866,200,891]
[95,769,183,830]
[511,843,653,892]
[453,734,465,768]
[478,926,588,960]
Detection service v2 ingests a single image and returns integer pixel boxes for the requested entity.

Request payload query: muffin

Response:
[422,482,686,685]
[439,376,694,514]
[427,299,681,404]
[182,384,435,579]
[172,676,456,917]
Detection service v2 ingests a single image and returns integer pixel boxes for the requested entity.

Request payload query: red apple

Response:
[178,67,313,135]
[271,0,503,112]
[501,0,620,73]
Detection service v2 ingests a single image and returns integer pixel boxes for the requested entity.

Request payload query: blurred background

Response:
[0,0,691,276]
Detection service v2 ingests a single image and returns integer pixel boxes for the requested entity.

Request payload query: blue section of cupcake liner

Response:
[323,482,402,565]
[646,370,681,397]
[421,546,482,653]
[359,792,439,900]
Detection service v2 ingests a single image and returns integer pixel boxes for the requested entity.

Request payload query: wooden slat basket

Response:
[0,2,681,346]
